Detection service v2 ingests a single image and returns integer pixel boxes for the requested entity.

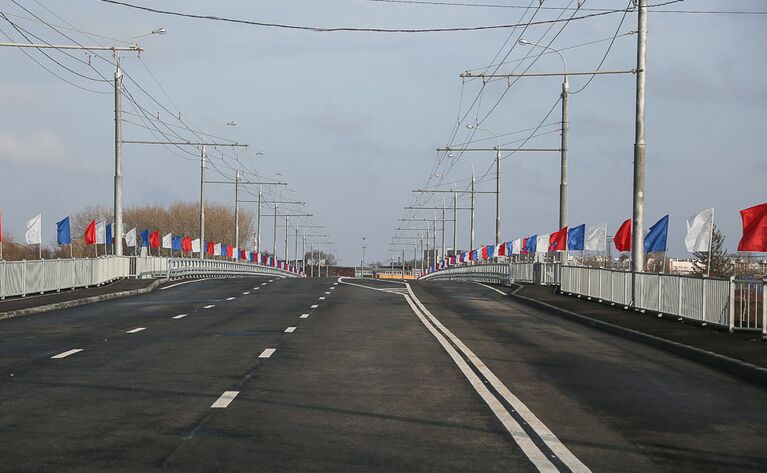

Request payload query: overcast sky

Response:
[0,0,764,265]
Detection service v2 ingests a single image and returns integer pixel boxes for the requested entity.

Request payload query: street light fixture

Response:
[466,124,501,246]
[519,38,570,229]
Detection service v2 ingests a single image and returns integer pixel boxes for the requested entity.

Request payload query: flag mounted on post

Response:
[549,227,568,251]
[191,238,201,254]
[567,224,585,251]
[95,221,106,245]
[585,222,608,251]
[149,231,160,249]
[56,217,71,245]
[535,234,549,254]
[140,229,150,247]
[25,214,42,245]
[206,241,215,255]
[85,220,97,245]
[644,215,669,253]
[525,236,536,254]
[737,203,767,252]
[613,219,632,252]
[685,208,715,252]
[162,233,173,250]
[512,239,522,255]
[172,235,183,252]
[125,228,137,248]
[182,236,192,253]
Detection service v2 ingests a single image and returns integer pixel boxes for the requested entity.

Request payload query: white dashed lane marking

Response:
[259,348,276,359]
[300,314,309,319]
[126,327,147,334]
[324,292,330,295]
[204,305,215,309]
[211,391,239,409]
[284,327,296,333]
[311,304,319,309]
[319,297,326,300]
[261,283,268,286]
[172,314,188,319]
[226,297,236,301]
[242,291,250,295]
[51,349,83,359]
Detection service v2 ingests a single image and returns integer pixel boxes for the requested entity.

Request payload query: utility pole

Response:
[234,168,240,259]
[273,204,278,256]
[441,203,446,261]
[256,188,262,254]
[453,192,458,255]
[284,216,289,262]
[200,146,206,258]
[114,57,124,256]
[632,0,648,305]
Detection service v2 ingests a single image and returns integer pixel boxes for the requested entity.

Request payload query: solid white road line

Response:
[476,282,509,296]
[284,327,296,333]
[172,314,188,319]
[311,304,319,309]
[211,391,239,409]
[51,349,83,359]
[126,327,147,334]
[402,295,558,473]
[405,284,591,473]
[226,297,236,301]
[243,291,250,295]
[160,278,208,290]
[300,314,309,319]
[204,304,215,309]
[259,348,276,359]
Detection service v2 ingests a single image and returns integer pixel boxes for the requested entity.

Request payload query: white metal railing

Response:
[419,261,560,286]
[0,257,130,299]
[560,266,765,333]
[0,256,300,299]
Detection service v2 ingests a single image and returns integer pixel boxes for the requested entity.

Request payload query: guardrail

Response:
[419,262,560,286]
[0,256,300,299]
[561,265,765,333]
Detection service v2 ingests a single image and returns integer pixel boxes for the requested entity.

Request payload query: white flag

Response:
[232,247,238,259]
[685,208,715,252]
[191,238,201,253]
[214,243,221,255]
[125,228,137,247]
[512,239,522,255]
[95,221,106,244]
[536,234,549,253]
[162,233,172,249]
[585,222,607,251]
[24,214,42,245]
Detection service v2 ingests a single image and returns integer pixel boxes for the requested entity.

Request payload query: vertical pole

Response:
[114,59,124,256]
[495,146,501,247]
[302,235,306,274]
[311,244,314,277]
[199,145,206,260]
[273,204,278,257]
[284,216,289,262]
[707,209,715,277]
[559,78,569,229]
[441,202,446,262]
[631,0,648,305]
[256,187,262,255]
[453,192,458,256]
[294,227,298,270]
[432,217,437,268]
[470,175,475,250]
[234,169,240,260]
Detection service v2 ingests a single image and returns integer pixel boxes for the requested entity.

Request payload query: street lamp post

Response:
[466,124,501,246]
[519,39,569,229]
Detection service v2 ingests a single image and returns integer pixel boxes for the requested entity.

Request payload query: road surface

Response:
[1,277,765,472]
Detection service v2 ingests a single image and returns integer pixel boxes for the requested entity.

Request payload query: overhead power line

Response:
[97,0,641,33]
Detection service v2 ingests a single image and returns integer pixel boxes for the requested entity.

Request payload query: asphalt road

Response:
[1,277,765,472]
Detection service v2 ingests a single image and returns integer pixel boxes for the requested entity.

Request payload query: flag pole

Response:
[707,209,715,278]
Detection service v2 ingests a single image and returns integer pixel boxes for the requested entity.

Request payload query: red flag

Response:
[241,250,247,260]
[206,241,215,255]
[85,220,97,245]
[226,246,234,258]
[182,236,192,252]
[149,231,160,248]
[521,238,528,255]
[613,219,632,252]
[498,242,507,256]
[549,227,568,251]
[738,203,767,252]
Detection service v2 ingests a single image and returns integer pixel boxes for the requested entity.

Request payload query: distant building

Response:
[669,259,695,274]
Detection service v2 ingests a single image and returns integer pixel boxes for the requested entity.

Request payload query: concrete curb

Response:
[505,287,767,387]
[0,279,165,322]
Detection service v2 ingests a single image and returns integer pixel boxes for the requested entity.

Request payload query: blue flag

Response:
[221,244,228,256]
[56,216,71,245]
[140,229,150,247]
[106,223,113,245]
[568,224,585,251]
[172,235,183,251]
[525,235,537,254]
[644,215,669,253]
